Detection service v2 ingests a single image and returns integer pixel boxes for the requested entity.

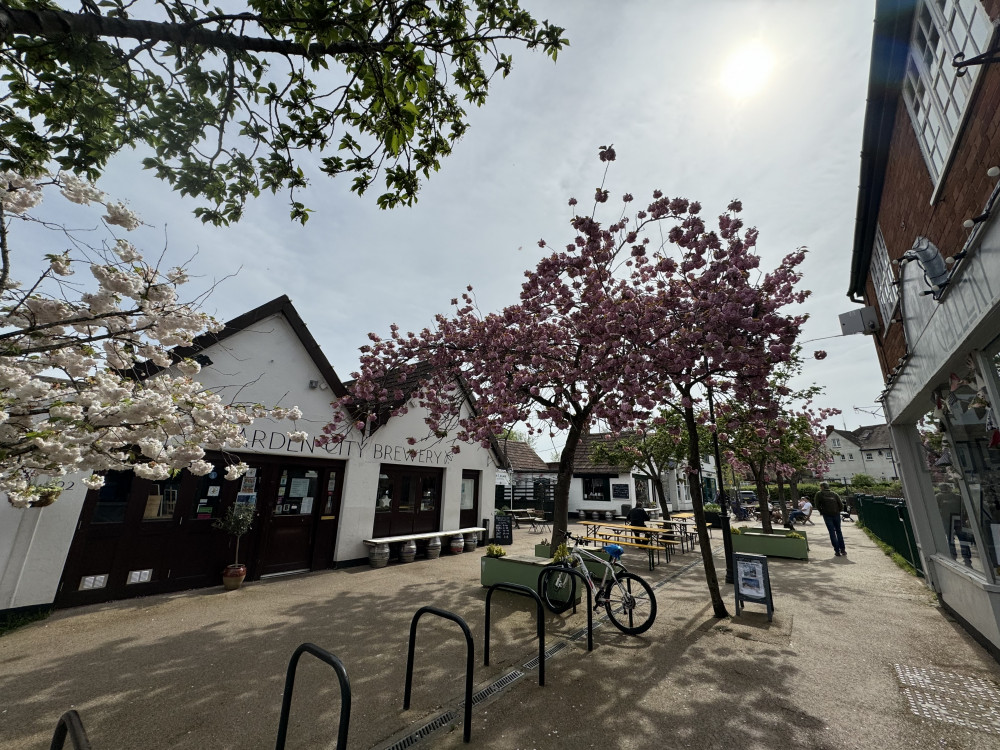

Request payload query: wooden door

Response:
[372,465,443,536]
[257,466,321,576]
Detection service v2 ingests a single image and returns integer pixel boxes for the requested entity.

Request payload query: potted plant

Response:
[213,503,255,590]
[703,502,722,526]
[485,543,507,558]
[534,538,552,558]
[730,525,809,559]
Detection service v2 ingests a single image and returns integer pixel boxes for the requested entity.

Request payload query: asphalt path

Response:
[2,519,1000,749]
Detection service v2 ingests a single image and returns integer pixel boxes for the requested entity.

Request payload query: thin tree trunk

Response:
[552,420,583,548]
[775,473,789,525]
[751,463,773,534]
[683,405,728,618]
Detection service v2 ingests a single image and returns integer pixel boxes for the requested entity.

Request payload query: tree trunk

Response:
[551,420,584,547]
[683,405,728,618]
[775,473,789,525]
[652,473,669,517]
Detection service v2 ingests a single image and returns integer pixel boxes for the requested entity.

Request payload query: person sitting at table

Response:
[626,504,650,541]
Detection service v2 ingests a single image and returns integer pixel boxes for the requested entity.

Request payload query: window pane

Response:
[376,473,392,512]
[143,476,179,520]
[460,477,475,510]
[92,471,132,523]
[420,476,439,512]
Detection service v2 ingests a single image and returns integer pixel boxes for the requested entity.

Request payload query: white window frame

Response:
[832,438,841,448]
[871,228,900,327]
[848,453,855,461]
[901,0,994,192]
[866,452,874,461]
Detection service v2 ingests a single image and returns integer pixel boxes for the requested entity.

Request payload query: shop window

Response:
[91,471,132,523]
[582,477,610,502]
[143,476,179,520]
[376,473,393,512]
[419,475,440,512]
[192,465,232,520]
[460,475,476,510]
[902,0,992,183]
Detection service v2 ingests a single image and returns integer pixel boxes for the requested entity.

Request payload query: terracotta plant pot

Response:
[222,563,247,590]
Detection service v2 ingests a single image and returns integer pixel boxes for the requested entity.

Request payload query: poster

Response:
[240,475,256,493]
[236,492,257,507]
[737,558,765,599]
[207,486,220,497]
[289,478,311,498]
[246,467,257,478]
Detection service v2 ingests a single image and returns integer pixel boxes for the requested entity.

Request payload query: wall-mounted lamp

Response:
[962,211,990,228]
[989,166,1000,178]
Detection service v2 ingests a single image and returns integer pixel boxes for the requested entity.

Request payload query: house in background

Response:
[494,440,557,518]
[848,0,1000,656]
[823,424,899,484]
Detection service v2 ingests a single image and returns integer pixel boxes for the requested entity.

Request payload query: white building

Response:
[1,296,501,614]
[823,424,899,485]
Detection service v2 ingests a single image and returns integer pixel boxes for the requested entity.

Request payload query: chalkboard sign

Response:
[494,514,513,545]
[734,552,774,622]
[612,484,630,499]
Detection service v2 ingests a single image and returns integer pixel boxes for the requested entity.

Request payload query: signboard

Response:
[494,514,514,545]
[734,552,774,622]
[612,484,630,499]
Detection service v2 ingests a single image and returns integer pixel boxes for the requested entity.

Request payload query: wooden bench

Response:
[363,527,486,567]
[578,534,678,571]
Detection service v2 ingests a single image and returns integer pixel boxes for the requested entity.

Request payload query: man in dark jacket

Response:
[626,504,650,542]
[814,482,846,556]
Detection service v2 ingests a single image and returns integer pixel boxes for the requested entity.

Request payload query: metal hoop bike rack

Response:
[275,642,352,750]
[537,564,594,652]
[404,606,475,744]
[484,583,546,686]
[49,710,92,750]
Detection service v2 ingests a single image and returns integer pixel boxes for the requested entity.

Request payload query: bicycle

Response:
[540,531,657,635]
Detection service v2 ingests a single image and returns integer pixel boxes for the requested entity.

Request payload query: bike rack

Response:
[484,583,546,686]
[404,606,475,744]
[537,565,594,652]
[49,710,92,750]
[275,643,351,750]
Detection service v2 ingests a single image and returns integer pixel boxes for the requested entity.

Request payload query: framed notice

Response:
[734,552,774,622]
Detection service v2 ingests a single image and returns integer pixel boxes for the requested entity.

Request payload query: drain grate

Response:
[464,669,525,706]
[383,710,458,750]
[894,664,1000,734]
[522,640,567,671]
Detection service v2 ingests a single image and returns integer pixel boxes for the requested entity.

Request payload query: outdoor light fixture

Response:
[963,212,990,228]
[989,166,1000,178]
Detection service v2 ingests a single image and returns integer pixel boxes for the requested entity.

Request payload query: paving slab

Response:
[2,520,999,749]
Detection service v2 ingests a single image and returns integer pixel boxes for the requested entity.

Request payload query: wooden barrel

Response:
[368,543,390,569]
[424,536,442,559]
[449,534,465,554]
[399,539,417,563]
[463,532,478,552]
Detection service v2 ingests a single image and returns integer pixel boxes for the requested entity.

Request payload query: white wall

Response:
[0,476,88,610]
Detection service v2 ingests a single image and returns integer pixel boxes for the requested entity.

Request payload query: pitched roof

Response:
[498,440,551,472]
[853,423,892,450]
[128,295,349,399]
[827,429,861,448]
[573,432,632,474]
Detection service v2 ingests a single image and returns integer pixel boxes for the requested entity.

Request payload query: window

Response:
[840,455,846,462]
[866,452,874,461]
[582,477,610,502]
[871,228,899,326]
[902,0,993,183]
[832,438,841,448]
[848,453,855,461]
[886,450,893,461]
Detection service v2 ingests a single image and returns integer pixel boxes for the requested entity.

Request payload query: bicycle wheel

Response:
[604,572,656,635]
[540,564,576,614]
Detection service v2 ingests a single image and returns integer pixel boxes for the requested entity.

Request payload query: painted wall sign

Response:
[235,428,456,465]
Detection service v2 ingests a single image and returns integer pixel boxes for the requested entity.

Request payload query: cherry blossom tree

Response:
[323,148,810,616]
[1,172,302,508]
[716,353,837,532]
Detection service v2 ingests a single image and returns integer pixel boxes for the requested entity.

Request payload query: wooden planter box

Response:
[731,528,809,560]
[534,544,551,558]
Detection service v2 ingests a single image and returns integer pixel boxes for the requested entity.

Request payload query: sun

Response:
[720,42,774,98]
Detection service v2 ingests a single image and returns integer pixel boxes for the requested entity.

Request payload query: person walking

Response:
[814,482,847,556]
[626,504,650,542]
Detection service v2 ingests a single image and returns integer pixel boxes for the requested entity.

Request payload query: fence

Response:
[854,494,924,576]
[495,478,555,519]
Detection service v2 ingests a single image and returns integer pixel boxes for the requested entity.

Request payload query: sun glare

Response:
[720,42,774,98]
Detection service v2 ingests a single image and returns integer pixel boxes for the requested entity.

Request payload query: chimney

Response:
[825,425,835,436]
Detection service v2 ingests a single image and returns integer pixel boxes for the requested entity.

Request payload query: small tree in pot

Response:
[213,504,255,590]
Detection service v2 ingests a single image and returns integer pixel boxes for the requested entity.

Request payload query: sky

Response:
[20,1,887,459]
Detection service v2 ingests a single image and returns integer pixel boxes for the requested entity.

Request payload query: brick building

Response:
[849,0,1000,656]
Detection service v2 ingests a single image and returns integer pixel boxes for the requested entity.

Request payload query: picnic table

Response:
[579,520,683,570]
[648,518,708,551]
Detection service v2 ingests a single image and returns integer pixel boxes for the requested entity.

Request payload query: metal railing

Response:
[855,494,924,575]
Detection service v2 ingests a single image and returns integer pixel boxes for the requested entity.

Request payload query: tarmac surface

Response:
[2,519,1000,749]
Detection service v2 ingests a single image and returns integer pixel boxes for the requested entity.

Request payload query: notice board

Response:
[494,514,514,545]
[734,552,774,622]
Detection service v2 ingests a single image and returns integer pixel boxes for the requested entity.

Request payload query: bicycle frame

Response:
[562,533,628,598]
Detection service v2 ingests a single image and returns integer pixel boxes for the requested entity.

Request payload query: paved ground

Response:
[2,519,1000,750]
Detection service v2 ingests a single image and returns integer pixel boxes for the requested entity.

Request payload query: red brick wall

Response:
[864,16,1000,379]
